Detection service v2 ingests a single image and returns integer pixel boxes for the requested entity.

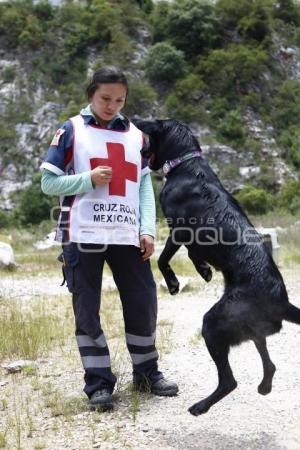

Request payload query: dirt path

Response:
[1,267,300,449]
[133,267,300,450]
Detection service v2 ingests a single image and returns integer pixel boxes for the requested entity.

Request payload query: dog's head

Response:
[133,119,201,171]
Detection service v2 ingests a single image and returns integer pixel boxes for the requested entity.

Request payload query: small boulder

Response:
[2,360,38,374]
[33,231,59,250]
[0,242,16,268]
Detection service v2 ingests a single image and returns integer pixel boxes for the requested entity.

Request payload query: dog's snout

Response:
[140,141,151,157]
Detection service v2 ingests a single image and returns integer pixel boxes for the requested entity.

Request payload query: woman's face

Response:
[90,83,127,124]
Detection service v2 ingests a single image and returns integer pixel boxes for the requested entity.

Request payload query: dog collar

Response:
[162,151,202,175]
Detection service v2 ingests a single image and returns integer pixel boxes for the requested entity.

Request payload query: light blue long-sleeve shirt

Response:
[41,169,156,237]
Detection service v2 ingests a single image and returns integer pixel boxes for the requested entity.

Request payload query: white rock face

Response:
[0,178,31,210]
[239,166,261,178]
[0,242,16,268]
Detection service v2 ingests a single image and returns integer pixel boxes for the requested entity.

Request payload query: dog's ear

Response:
[132,119,159,135]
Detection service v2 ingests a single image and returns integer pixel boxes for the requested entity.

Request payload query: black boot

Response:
[134,376,179,397]
[90,388,113,411]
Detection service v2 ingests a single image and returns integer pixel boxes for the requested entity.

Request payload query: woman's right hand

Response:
[91,166,112,187]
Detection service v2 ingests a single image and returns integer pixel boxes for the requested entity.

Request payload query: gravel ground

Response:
[1,267,300,449]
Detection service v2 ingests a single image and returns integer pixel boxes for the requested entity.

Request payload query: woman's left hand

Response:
[140,234,154,261]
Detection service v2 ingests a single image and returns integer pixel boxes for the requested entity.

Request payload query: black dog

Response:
[134,118,300,416]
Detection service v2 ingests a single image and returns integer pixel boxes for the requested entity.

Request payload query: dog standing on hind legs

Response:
[133,118,300,416]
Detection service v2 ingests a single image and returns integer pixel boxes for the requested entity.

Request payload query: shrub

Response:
[235,185,273,214]
[272,0,300,26]
[125,81,157,116]
[87,0,118,47]
[136,0,153,14]
[290,144,300,168]
[14,173,56,226]
[165,74,206,122]
[279,127,300,168]
[104,29,135,67]
[33,1,54,22]
[19,14,44,49]
[216,0,272,44]
[217,109,247,144]
[167,0,221,60]
[0,5,26,48]
[150,0,170,42]
[0,120,18,170]
[277,180,300,214]
[216,0,253,29]
[255,164,279,191]
[238,11,271,44]
[1,65,16,84]
[272,81,300,131]
[197,45,269,102]
[0,210,9,229]
[206,97,232,121]
[145,42,186,83]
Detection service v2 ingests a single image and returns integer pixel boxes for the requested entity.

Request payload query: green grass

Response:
[44,391,87,418]
[154,214,300,274]
[0,296,69,361]
[0,221,298,450]
[0,431,7,449]
[251,210,300,229]
[4,215,299,279]
[151,249,199,280]
[189,328,203,346]
[156,319,174,358]
[276,224,300,266]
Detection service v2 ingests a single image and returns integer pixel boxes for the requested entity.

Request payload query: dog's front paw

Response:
[188,400,210,416]
[202,267,213,283]
[163,269,180,295]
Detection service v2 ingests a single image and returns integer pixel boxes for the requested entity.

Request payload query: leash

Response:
[162,151,202,175]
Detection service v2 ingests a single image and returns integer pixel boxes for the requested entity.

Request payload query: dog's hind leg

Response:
[254,338,276,395]
[158,235,181,295]
[186,244,212,282]
[189,316,237,416]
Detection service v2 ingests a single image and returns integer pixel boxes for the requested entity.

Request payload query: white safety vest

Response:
[68,114,144,246]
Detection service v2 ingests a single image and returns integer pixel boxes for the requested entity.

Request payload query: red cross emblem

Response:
[90,142,137,196]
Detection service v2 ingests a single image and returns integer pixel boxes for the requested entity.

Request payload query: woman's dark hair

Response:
[86,66,128,100]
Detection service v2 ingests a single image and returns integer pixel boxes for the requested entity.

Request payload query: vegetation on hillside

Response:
[0,0,300,224]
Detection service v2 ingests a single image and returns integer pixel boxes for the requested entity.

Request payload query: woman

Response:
[41,66,178,410]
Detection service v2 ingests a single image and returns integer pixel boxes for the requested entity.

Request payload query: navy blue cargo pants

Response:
[61,242,162,398]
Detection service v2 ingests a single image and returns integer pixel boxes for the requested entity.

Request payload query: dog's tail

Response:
[283,303,300,325]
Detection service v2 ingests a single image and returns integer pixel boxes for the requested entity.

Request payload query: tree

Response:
[272,80,300,130]
[216,0,272,45]
[235,185,273,214]
[167,0,221,59]
[125,81,157,116]
[217,109,246,143]
[277,181,300,214]
[0,5,26,48]
[272,0,300,26]
[135,0,153,13]
[238,4,271,44]
[145,42,187,83]
[87,0,118,47]
[19,14,44,49]
[16,174,56,225]
[197,44,269,101]
[150,1,170,42]
[165,74,206,122]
